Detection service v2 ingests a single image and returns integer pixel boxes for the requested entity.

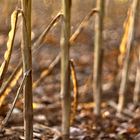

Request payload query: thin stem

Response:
[21,0,33,139]
[93,0,104,116]
[133,49,140,104]
[117,0,139,113]
[60,0,71,139]
[1,70,31,128]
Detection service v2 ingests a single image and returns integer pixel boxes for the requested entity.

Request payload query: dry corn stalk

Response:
[1,70,30,129]
[93,0,104,116]
[133,45,140,104]
[33,54,60,88]
[117,0,139,113]
[70,8,98,44]
[0,10,19,88]
[32,12,62,52]
[21,0,33,139]
[60,0,71,139]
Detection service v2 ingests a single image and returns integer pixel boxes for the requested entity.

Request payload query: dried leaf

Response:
[0,10,19,87]
[118,9,132,66]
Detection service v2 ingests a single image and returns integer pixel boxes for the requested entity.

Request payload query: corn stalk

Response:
[133,1,140,105]
[60,0,71,139]
[117,0,139,114]
[133,46,140,104]
[93,0,104,116]
[21,0,33,139]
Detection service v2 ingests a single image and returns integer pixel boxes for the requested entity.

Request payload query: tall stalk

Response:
[60,0,71,139]
[133,1,140,104]
[117,0,139,114]
[133,46,140,105]
[21,0,33,140]
[93,0,104,116]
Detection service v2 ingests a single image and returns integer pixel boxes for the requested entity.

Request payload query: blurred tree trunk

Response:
[21,0,33,140]
[93,0,104,116]
[60,0,71,139]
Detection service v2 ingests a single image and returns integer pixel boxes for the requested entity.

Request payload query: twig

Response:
[32,12,63,51]
[33,54,60,88]
[1,70,31,128]
[70,8,98,44]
